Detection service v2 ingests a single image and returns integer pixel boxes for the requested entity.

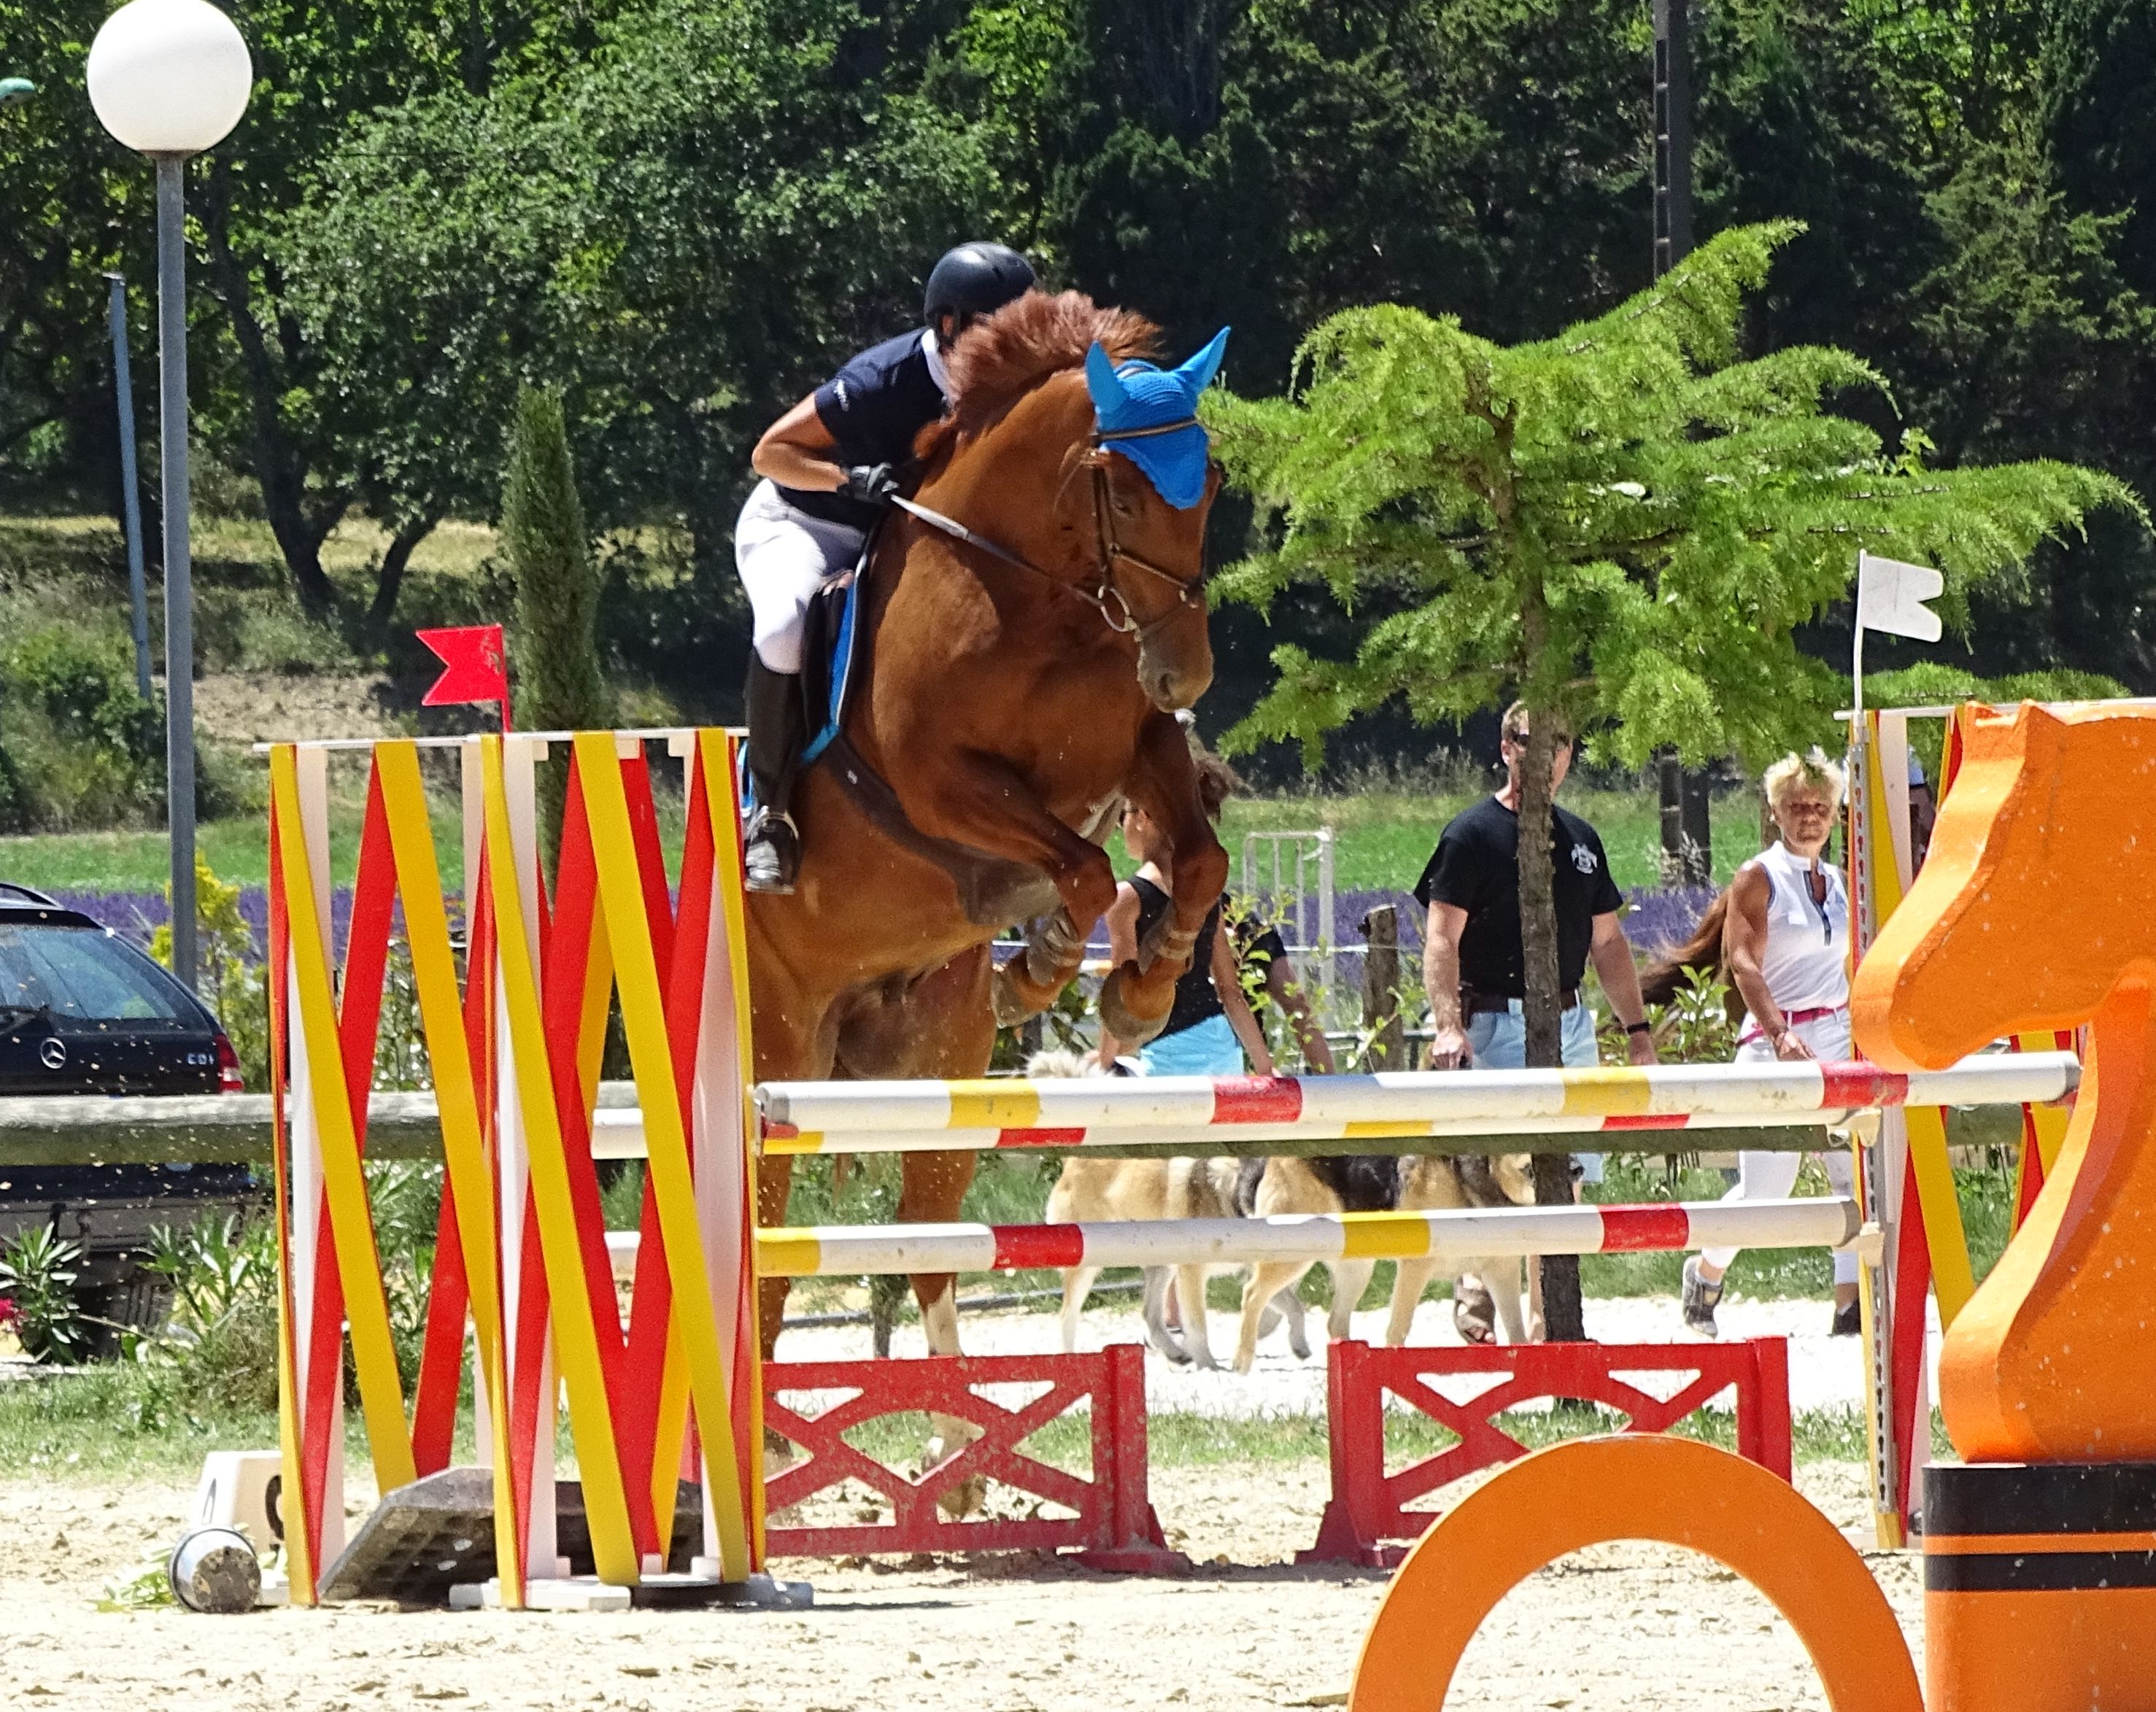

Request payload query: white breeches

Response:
[1702,1010,1858,1284]
[734,479,866,673]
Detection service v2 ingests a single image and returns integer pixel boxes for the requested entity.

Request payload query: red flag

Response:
[417,625,510,726]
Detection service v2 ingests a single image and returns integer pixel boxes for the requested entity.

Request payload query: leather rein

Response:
[889,418,1205,641]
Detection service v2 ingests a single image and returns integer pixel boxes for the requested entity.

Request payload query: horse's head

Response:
[1850,703,2156,1068]
[1079,333,1229,710]
[922,294,1224,712]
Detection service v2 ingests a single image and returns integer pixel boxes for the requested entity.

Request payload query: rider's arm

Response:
[1097,882,1143,1068]
[751,395,848,492]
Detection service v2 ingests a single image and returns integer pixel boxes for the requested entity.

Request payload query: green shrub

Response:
[138,1215,280,1413]
[0,623,162,831]
[0,1227,92,1364]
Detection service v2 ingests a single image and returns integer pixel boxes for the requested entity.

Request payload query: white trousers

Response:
[1701,1009,1859,1285]
[734,479,865,673]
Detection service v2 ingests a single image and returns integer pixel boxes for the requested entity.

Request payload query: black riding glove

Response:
[844,463,900,504]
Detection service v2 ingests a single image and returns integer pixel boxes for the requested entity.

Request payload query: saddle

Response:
[786,539,1100,930]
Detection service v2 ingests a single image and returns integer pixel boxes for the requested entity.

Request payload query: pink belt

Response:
[1740,1003,1847,1045]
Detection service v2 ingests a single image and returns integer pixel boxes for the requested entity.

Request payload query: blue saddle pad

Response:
[801,565,865,767]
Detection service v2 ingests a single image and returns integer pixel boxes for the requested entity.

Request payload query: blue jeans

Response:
[1466,1000,1604,1185]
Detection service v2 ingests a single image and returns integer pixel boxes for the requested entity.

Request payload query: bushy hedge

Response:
[0,624,163,832]
[0,621,258,834]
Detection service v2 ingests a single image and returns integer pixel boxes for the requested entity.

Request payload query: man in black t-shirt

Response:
[733,241,1036,894]
[1413,702,1656,1102]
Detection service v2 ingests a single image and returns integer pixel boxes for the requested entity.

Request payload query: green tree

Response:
[502,384,609,855]
[1210,222,2137,1333]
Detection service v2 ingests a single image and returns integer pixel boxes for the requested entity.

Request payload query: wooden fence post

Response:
[1361,905,1406,1071]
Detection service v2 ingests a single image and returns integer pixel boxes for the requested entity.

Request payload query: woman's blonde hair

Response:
[1762,747,1847,811]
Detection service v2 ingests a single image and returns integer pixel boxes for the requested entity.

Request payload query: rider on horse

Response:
[735,241,1037,894]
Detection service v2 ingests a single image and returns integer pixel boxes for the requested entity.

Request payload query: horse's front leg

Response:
[902,750,1119,1019]
[1100,711,1229,1042]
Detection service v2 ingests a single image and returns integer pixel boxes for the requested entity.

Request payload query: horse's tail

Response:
[1638,887,1733,1008]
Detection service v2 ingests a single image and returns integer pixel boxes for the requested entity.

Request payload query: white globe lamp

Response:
[88,0,252,157]
[87,0,254,994]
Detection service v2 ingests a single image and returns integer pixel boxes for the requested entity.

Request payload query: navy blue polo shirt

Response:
[778,329,948,529]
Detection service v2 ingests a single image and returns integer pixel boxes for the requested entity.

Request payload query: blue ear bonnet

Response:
[1083,327,1229,510]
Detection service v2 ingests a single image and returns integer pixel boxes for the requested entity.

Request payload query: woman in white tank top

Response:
[1682,750,1860,1339]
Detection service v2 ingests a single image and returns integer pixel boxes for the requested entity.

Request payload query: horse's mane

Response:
[918,290,1161,463]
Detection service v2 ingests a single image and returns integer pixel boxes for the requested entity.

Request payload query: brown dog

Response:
[1045,1153,1350,1366]
[1229,1155,1393,1373]
[1386,1154,1537,1345]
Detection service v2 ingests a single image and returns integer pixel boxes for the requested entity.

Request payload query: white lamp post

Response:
[88,0,252,995]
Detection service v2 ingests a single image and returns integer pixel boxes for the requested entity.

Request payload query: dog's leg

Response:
[1142,1267,1188,1363]
[1329,1258,1375,1343]
[1488,1257,1528,1344]
[1235,1262,1312,1373]
[1059,1263,1100,1355]
[1272,1285,1311,1360]
[1175,1263,1219,1368]
[1386,1258,1439,1346]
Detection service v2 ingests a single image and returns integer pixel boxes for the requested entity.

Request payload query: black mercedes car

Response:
[0,884,258,1352]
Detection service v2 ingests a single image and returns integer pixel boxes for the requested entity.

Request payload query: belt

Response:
[1463,987,1580,1018]
[1739,1002,1848,1045]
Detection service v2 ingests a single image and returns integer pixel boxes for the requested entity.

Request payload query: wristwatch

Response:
[1623,1020,1652,1037]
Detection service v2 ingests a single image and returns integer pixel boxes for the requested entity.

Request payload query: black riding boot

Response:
[743,656,805,894]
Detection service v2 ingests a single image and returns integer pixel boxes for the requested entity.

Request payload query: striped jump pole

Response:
[751,1195,1860,1279]
[755,1053,2078,1155]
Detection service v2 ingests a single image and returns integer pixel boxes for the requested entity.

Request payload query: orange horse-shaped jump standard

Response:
[1851,702,2156,1465]
[750,293,1228,1379]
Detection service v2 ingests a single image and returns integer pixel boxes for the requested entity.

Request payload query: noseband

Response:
[889,419,1207,643]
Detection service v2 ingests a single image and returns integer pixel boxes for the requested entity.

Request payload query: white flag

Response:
[1857,551,1944,642]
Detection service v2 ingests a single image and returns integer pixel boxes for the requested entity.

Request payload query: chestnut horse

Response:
[748,293,1229,1386]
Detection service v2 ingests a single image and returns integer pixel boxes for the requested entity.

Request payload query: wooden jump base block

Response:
[1303,1339,1792,1567]
[763,1345,1181,1573]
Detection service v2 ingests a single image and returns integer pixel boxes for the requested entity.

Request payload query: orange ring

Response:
[1349,1435,1921,1712]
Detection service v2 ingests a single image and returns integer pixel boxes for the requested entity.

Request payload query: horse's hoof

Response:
[1291,1336,1313,1361]
[992,957,1062,1027]
[1024,909,1085,990]
[1099,969,1168,1046]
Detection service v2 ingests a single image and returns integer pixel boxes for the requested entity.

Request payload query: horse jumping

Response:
[748,292,1231,1401]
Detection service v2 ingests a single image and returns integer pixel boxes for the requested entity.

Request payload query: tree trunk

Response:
[195,164,344,619]
[1515,624,1585,1338]
[1361,904,1405,1071]
[367,513,440,626]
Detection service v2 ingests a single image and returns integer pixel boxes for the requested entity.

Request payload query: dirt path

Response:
[0,1460,1920,1711]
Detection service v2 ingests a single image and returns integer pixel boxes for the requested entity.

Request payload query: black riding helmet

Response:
[924,242,1036,337]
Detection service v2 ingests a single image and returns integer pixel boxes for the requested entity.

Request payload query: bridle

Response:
[889,418,1209,642]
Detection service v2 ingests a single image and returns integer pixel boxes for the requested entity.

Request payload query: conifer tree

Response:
[1210,221,2138,1336]
[502,384,611,861]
